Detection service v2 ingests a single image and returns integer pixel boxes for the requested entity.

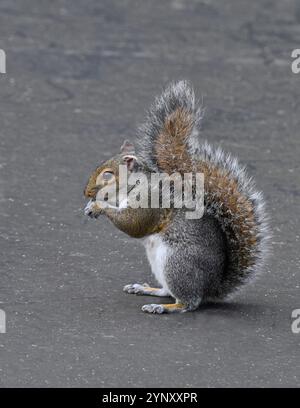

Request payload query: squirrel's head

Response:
[83,140,146,218]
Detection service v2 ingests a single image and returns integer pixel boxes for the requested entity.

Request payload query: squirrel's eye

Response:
[102,171,114,182]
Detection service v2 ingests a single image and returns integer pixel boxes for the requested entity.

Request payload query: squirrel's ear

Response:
[121,140,138,170]
[123,155,138,171]
[120,140,135,155]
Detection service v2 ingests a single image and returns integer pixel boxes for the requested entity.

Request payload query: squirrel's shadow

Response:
[194,300,274,319]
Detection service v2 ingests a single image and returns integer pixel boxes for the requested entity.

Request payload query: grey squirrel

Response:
[84,81,270,314]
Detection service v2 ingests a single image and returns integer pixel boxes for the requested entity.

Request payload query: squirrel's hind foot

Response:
[141,302,189,314]
[123,283,170,297]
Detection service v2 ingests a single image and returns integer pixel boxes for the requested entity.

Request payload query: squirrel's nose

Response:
[84,200,96,216]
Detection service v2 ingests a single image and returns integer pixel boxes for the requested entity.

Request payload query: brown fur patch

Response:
[162,303,186,311]
[198,160,257,270]
[154,109,257,270]
[84,169,99,198]
[144,287,161,292]
[155,108,194,173]
[84,158,121,199]
[150,209,173,234]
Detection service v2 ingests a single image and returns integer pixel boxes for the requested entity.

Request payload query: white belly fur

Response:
[143,234,171,294]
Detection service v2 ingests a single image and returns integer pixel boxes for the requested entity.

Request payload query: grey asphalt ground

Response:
[0,0,300,388]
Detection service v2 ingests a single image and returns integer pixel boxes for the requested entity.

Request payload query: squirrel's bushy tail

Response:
[137,81,270,298]
[138,80,203,173]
